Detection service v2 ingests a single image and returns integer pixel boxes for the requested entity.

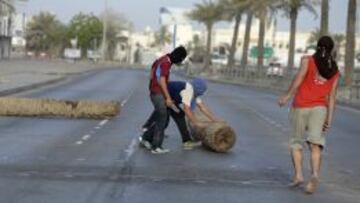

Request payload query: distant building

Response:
[11,13,27,51]
[0,1,14,59]
[155,7,360,67]
[159,7,194,48]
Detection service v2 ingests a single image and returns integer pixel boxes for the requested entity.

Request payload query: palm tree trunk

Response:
[320,0,329,36]
[288,9,298,71]
[344,0,357,88]
[227,13,242,70]
[241,12,253,69]
[257,10,266,70]
[204,23,213,71]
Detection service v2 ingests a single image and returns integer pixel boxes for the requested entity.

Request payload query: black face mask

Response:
[169,46,187,64]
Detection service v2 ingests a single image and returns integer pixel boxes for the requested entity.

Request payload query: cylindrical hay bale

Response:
[0,97,120,119]
[192,113,236,153]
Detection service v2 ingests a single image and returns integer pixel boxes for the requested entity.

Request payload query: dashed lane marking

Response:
[75,140,83,145]
[82,134,91,141]
[98,119,109,126]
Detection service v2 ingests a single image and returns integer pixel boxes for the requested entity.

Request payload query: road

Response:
[0,68,359,203]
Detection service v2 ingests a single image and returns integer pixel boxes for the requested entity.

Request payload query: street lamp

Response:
[101,0,108,61]
[160,7,177,49]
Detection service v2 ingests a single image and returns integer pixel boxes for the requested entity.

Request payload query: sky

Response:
[16,0,358,34]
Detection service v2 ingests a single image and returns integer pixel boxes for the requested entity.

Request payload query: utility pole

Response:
[101,0,108,61]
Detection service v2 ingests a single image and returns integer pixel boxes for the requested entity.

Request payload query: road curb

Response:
[0,77,67,97]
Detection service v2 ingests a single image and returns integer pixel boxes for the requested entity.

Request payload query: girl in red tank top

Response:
[293,56,340,108]
[278,36,339,194]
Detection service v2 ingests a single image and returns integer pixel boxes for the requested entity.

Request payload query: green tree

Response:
[188,0,226,70]
[67,13,103,58]
[221,0,249,69]
[26,12,67,57]
[152,26,172,47]
[344,0,357,88]
[279,0,317,70]
[320,0,329,36]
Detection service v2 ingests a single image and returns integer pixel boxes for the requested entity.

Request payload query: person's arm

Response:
[324,77,339,132]
[157,62,173,107]
[197,102,220,122]
[159,77,173,106]
[278,57,309,107]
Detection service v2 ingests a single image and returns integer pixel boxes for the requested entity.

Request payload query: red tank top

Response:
[293,56,339,108]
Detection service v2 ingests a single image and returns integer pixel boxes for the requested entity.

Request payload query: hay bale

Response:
[0,97,120,119]
[192,113,236,153]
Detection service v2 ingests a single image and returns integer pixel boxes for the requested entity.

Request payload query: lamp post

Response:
[101,0,108,61]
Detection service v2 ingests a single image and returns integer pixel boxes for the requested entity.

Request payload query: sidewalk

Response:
[0,59,117,96]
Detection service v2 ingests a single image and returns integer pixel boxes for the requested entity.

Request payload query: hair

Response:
[169,46,187,64]
[312,36,339,80]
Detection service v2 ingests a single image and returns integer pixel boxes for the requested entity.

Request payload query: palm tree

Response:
[319,0,329,36]
[221,0,249,69]
[251,0,279,70]
[152,26,172,47]
[279,0,317,71]
[333,33,345,60]
[344,0,357,88]
[240,10,253,69]
[307,28,321,45]
[188,0,225,70]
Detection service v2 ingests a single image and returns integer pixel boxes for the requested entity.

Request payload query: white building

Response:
[159,7,195,48]
[0,2,13,59]
[11,13,27,50]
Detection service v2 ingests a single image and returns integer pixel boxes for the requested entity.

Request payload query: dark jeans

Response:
[142,101,191,145]
[143,94,169,149]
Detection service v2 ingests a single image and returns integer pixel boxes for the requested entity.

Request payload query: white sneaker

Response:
[138,137,152,150]
[151,147,170,154]
[183,141,202,150]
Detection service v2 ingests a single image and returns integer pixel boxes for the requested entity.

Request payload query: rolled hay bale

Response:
[0,97,120,119]
[191,113,236,153]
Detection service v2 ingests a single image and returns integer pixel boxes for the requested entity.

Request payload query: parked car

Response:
[211,54,228,66]
[267,62,284,77]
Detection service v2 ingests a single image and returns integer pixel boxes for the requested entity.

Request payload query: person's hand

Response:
[213,118,225,123]
[278,94,291,107]
[195,122,207,129]
[323,120,331,132]
[165,98,174,107]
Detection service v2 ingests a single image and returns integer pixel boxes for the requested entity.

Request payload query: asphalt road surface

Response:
[0,68,359,203]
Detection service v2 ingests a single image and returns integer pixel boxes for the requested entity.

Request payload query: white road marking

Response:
[121,89,135,107]
[98,119,109,126]
[124,137,138,162]
[82,134,91,141]
[338,105,360,115]
[94,126,101,129]
[121,100,127,107]
[75,140,83,145]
